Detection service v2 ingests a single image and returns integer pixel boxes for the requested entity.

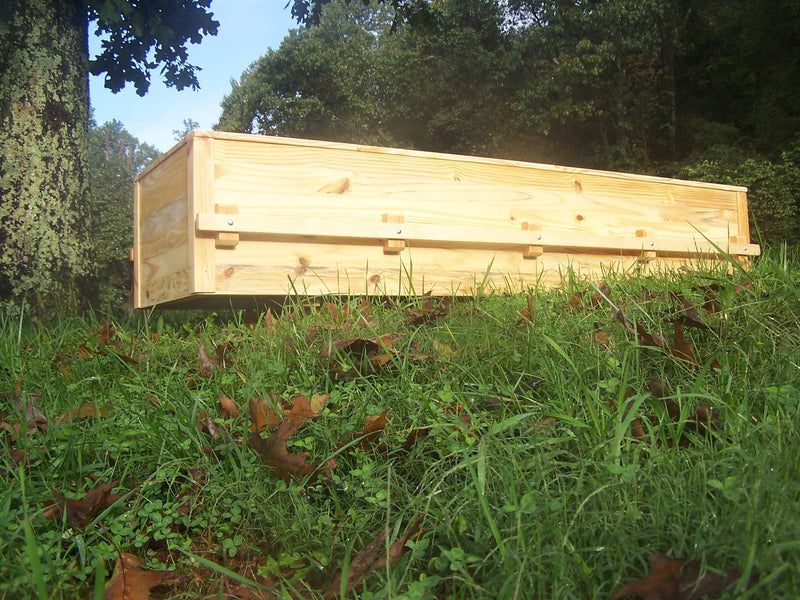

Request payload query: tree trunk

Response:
[0,0,94,308]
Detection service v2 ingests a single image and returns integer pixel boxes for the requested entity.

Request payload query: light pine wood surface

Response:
[133,131,758,307]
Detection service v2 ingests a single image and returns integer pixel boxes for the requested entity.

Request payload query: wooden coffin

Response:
[132,131,759,308]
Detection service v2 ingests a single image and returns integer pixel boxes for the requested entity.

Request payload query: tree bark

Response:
[0,0,94,308]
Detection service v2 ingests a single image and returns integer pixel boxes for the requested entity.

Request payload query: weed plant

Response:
[0,248,798,598]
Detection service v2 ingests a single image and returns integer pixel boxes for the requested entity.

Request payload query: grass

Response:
[1,247,799,598]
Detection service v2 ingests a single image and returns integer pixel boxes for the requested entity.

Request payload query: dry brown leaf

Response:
[48,480,123,530]
[342,411,387,451]
[595,330,613,346]
[57,401,107,423]
[219,394,240,419]
[519,295,535,324]
[93,320,116,346]
[248,397,281,433]
[610,553,750,600]
[215,341,234,369]
[323,517,424,599]
[198,343,214,377]
[104,552,175,600]
[248,395,333,482]
[263,307,277,329]
[404,297,452,326]
[322,334,402,379]
[670,321,696,366]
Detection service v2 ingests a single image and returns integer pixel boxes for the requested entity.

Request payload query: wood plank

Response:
[195,213,759,257]
[188,134,216,294]
[134,131,759,307]
[133,145,189,307]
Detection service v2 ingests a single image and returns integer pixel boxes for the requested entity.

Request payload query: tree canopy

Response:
[87,0,219,95]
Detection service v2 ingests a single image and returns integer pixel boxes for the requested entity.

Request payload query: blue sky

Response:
[89,0,297,152]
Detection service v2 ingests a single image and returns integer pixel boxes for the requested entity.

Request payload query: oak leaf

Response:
[404,296,452,326]
[219,394,240,419]
[57,401,107,423]
[321,334,402,379]
[248,397,280,434]
[339,412,387,451]
[248,395,334,482]
[610,553,747,600]
[104,552,176,600]
[47,480,123,529]
[670,321,696,366]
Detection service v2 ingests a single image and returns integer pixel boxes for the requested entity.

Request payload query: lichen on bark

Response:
[0,0,93,306]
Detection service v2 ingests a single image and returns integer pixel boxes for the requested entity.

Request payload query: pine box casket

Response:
[132,131,759,308]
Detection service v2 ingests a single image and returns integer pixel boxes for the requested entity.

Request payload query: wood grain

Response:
[134,131,758,307]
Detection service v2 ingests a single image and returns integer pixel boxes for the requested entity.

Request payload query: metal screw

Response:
[649,241,655,247]
[743,246,748,251]
[396,228,402,235]
[536,234,542,240]
[227,219,234,226]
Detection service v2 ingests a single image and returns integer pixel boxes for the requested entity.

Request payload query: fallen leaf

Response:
[219,394,240,419]
[595,330,613,346]
[93,320,116,346]
[344,411,387,451]
[323,516,424,598]
[670,321,696,366]
[248,395,333,482]
[673,294,710,330]
[322,334,402,379]
[47,480,123,530]
[519,295,535,324]
[248,397,280,434]
[197,411,221,440]
[534,417,558,435]
[198,343,214,377]
[263,307,278,329]
[404,297,452,326]
[610,553,750,600]
[57,401,107,423]
[398,427,431,453]
[104,552,176,600]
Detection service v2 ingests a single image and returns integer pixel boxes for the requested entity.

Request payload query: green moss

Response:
[0,0,92,307]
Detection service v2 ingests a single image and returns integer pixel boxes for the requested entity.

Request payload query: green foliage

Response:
[217,0,519,156]
[87,119,160,314]
[218,0,800,244]
[1,253,800,597]
[679,143,800,243]
[172,117,200,142]
[87,0,219,95]
[217,2,398,145]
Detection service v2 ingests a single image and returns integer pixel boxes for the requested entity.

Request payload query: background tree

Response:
[0,0,218,310]
[173,117,201,142]
[88,118,160,313]
[217,0,517,156]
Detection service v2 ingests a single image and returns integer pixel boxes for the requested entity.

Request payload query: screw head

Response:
[227,219,234,226]
[649,241,655,247]
[396,228,402,235]
[536,234,542,240]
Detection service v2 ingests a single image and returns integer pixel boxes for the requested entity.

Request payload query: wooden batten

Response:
[133,131,760,308]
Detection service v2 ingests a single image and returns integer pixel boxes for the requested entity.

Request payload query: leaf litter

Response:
[3,282,767,598]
